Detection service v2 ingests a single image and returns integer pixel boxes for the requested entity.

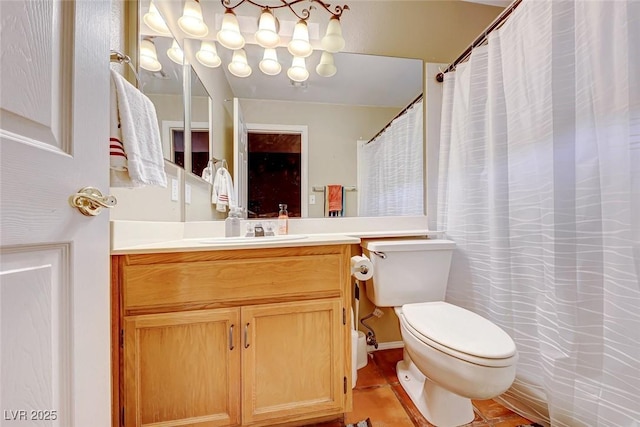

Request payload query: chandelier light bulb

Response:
[228,49,252,78]
[196,41,222,68]
[288,20,312,58]
[259,48,281,75]
[217,9,245,50]
[316,51,337,77]
[143,1,171,36]
[178,0,209,38]
[139,38,162,72]
[287,56,309,82]
[321,16,345,53]
[255,9,280,49]
[167,39,184,65]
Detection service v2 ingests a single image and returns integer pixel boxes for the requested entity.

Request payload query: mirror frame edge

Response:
[124,1,139,88]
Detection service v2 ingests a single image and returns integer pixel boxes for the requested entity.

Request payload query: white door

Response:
[233,98,248,216]
[0,1,111,426]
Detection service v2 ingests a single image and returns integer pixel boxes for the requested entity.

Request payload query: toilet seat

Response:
[398,302,517,368]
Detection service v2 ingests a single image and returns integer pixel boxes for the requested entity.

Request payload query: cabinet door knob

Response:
[229,324,235,350]
[244,323,250,348]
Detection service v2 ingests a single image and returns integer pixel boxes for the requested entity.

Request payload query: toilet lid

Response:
[402,302,517,359]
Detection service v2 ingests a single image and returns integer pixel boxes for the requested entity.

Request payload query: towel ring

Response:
[110,50,141,88]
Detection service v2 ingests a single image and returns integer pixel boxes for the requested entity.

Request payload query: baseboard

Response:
[367,341,404,352]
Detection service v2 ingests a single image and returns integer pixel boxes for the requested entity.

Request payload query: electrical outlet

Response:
[185,184,191,204]
[171,179,179,201]
[309,195,316,205]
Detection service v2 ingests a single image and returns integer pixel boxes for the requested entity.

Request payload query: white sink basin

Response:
[198,235,308,244]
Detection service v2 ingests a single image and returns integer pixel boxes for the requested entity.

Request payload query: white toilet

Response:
[361,239,518,427]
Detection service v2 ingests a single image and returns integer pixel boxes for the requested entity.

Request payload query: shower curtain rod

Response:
[435,0,522,83]
[365,93,423,144]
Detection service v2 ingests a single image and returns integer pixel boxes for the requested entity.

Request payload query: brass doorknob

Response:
[69,187,117,216]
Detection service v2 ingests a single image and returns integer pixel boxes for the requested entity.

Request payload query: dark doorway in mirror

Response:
[172,129,185,170]
[172,129,210,176]
[248,132,301,218]
[191,130,210,177]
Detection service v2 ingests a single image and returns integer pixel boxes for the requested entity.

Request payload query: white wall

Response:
[185,173,217,221]
[240,99,399,218]
[110,161,183,221]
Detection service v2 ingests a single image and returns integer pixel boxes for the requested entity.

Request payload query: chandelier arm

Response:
[278,0,312,21]
[310,1,349,18]
[221,0,269,12]
[220,0,348,19]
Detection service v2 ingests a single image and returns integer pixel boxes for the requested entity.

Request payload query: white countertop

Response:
[110,217,441,255]
[111,233,362,255]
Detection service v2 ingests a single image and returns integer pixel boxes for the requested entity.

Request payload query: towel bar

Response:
[312,186,357,192]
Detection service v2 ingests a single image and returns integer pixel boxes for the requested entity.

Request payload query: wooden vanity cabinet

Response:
[123,308,241,427]
[242,299,344,425]
[112,245,352,427]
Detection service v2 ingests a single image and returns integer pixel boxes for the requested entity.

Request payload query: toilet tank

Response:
[361,239,456,307]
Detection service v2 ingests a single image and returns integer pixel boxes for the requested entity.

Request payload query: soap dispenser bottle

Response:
[225,207,241,237]
[278,203,289,235]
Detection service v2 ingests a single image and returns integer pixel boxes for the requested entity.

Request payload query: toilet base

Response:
[396,356,475,427]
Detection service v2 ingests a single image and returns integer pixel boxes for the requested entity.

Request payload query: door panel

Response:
[124,309,241,427]
[242,299,344,425]
[0,1,111,426]
[0,245,72,426]
[0,1,73,151]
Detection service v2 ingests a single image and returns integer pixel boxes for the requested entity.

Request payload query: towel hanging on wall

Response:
[212,166,237,212]
[201,159,215,184]
[109,69,167,188]
[325,184,344,217]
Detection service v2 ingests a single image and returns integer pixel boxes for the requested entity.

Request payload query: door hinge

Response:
[343,376,347,394]
[120,329,124,348]
[342,308,346,325]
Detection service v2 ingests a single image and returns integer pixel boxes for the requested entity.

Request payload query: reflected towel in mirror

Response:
[201,162,214,184]
[212,167,237,212]
[325,185,344,217]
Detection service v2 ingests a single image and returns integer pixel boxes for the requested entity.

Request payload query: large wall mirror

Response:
[144,0,423,220]
[116,0,503,222]
[138,35,185,165]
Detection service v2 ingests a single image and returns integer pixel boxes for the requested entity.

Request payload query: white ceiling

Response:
[143,0,504,108]
[216,44,423,108]
[462,0,512,7]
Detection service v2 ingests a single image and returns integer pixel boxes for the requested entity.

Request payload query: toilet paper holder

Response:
[350,255,374,281]
[355,264,369,275]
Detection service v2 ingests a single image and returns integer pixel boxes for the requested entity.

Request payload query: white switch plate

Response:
[309,195,316,205]
[185,184,192,204]
[171,178,179,201]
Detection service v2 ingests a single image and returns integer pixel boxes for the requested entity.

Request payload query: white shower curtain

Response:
[358,99,423,216]
[437,1,640,425]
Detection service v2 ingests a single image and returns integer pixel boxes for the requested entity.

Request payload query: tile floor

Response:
[319,348,534,427]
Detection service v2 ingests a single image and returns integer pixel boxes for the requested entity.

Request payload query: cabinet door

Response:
[124,308,241,427]
[242,299,345,425]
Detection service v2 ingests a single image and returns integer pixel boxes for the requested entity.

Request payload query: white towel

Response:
[201,161,214,184]
[212,167,237,212]
[109,76,127,172]
[110,70,167,187]
[109,73,139,187]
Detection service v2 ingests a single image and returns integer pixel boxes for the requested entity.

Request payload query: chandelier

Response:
[142,0,349,82]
